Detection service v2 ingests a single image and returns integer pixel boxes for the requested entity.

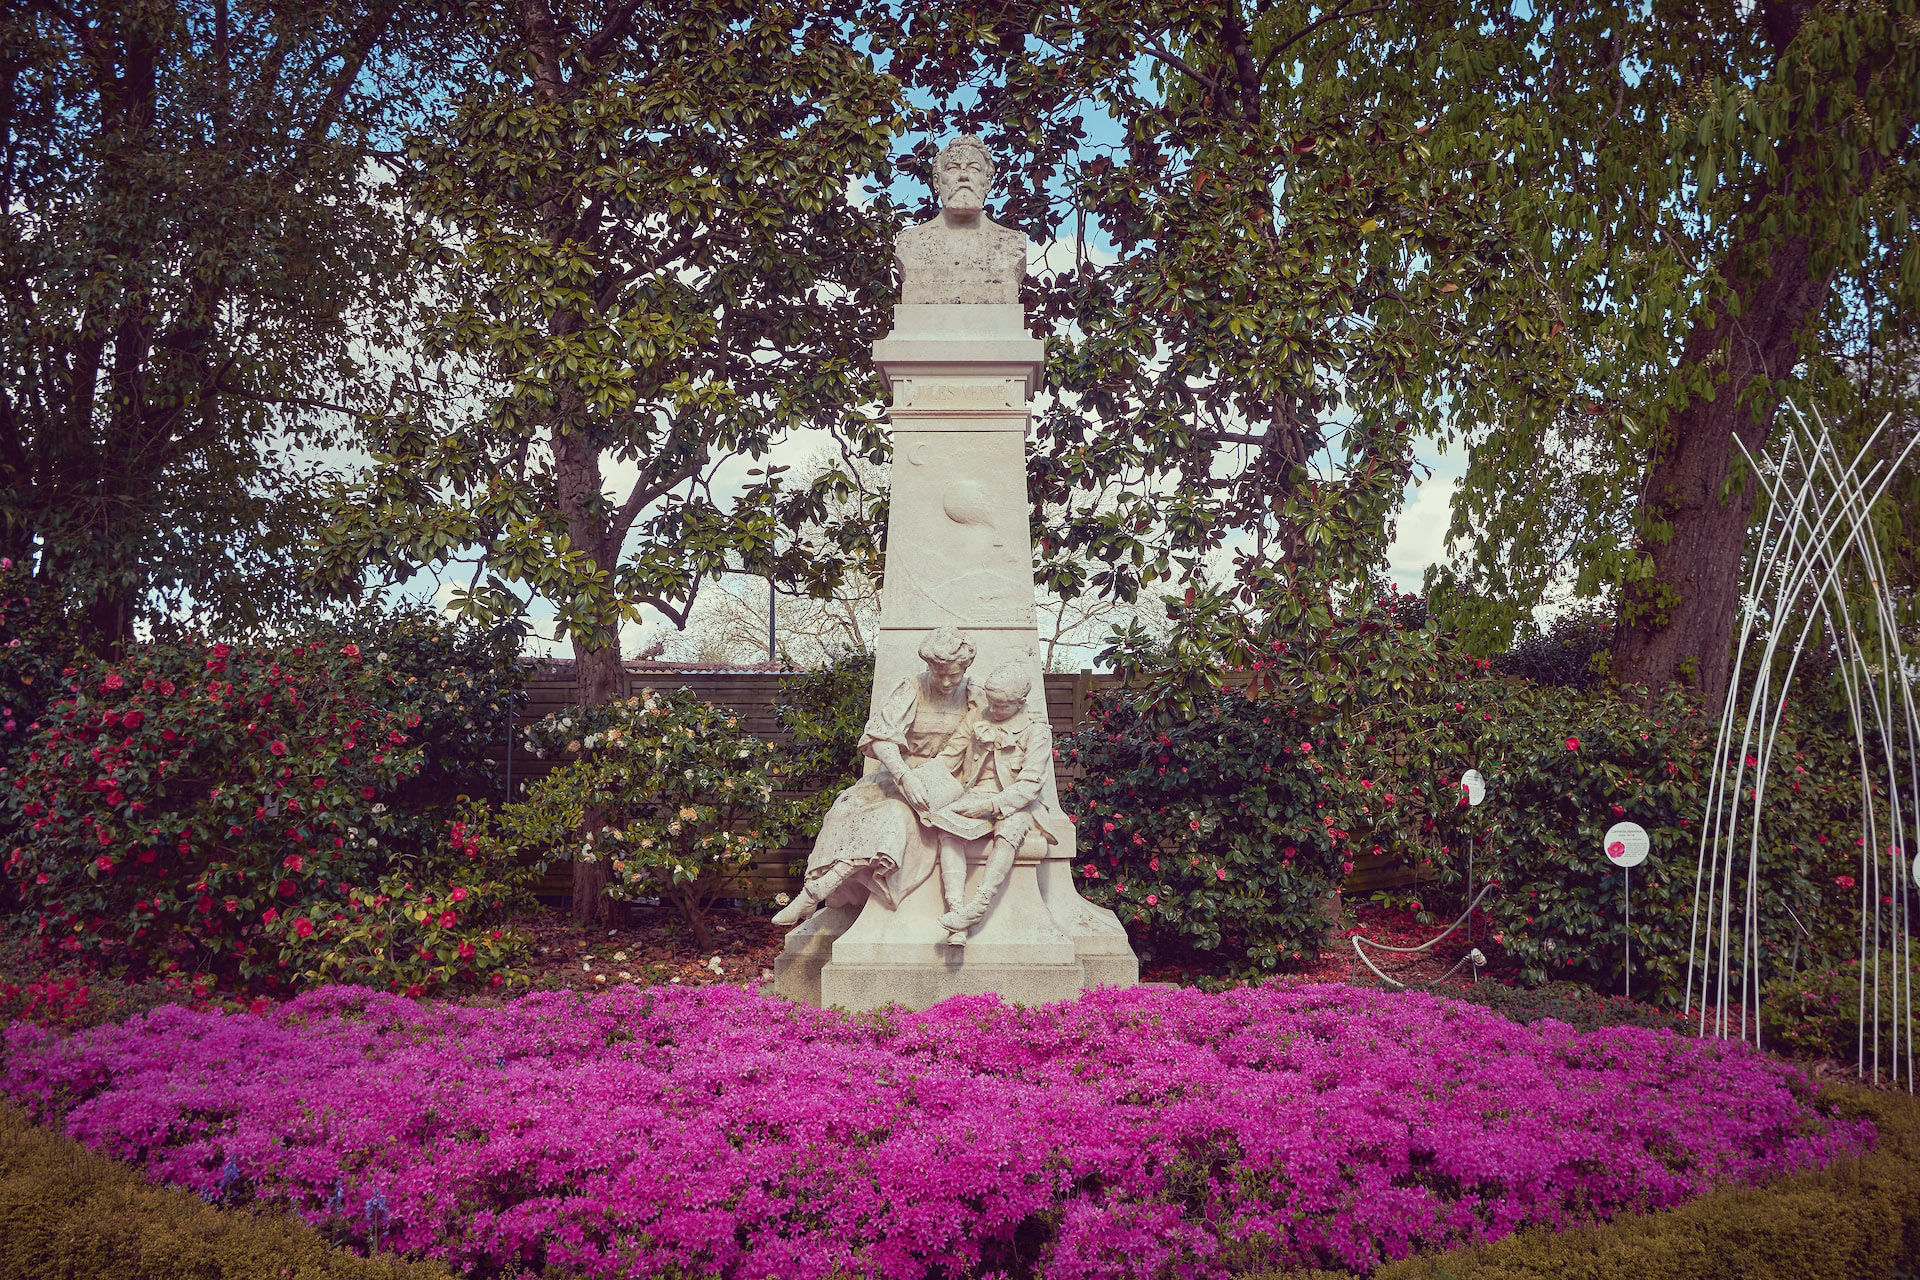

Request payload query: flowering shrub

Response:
[268,808,535,997]
[1079,580,1873,1005]
[1340,680,1867,1005]
[516,688,793,949]
[1,639,532,995]
[1062,690,1347,969]
[1,983,1867,1277]
[300,601,525,814]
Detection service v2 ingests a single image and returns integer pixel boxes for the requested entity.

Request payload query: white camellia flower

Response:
[773,893,791,906]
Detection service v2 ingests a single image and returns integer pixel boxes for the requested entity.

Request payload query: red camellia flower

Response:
[268,740,287,756]
[458,940,476,960]
[262,908,279,926]
[121,710,144,731]
[1565,737,1580,752]
[1145,894,1158,906]
[95,856,113,872]
[100,672,125,692]
[283,855,302,871]
[1148,857,1160,871]
[1299,742,1312,754]
[448,887,469,903]
[1215,867,1228,880]
[1836,875,1856,889]
[292,918,314,939]
[439,911,457,928]
[278,880,296,897]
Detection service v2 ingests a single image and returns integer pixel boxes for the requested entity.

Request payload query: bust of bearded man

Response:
[893,135,1029,305]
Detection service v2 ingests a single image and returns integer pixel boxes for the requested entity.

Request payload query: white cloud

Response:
[1385,464,1459,595]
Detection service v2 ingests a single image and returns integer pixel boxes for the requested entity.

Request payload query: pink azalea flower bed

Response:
[1,982,1867,1278]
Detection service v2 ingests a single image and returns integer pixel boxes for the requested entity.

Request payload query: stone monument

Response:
[770,136,1139,1010]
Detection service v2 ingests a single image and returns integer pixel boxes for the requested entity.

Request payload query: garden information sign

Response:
[770,138,1138,1010]
[1603,820,1650,999]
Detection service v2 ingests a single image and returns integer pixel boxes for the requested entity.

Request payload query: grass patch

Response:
[0,1102,451,1280]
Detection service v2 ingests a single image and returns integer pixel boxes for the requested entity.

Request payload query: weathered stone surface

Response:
[774,135,1139,1012]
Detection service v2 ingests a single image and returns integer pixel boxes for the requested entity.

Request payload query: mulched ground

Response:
[509,896,1497,999]
[514,900,788,993]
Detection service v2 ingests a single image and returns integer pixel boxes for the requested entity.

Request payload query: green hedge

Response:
[1254,1084,1920,1280]
[0,1103,451,1280]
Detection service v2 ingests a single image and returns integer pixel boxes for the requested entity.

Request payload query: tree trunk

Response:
[1609,6,1899,710]
[568,635,625,930]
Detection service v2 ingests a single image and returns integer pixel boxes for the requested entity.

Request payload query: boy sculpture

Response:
[931,661,1068,945]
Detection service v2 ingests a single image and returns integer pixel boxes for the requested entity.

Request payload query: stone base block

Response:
[820,959,1085,1012]
[771,904,859,1007]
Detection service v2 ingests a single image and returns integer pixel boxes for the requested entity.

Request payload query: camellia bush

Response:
[516,688,792,950]
[1,639,533,995]
[1076,588,1873,1000]
[1062,689,1348,970]
[0,983,1869,1278]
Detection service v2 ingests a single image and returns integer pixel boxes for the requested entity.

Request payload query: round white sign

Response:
[1461,769,1486,807]
[1603,820,1649,869]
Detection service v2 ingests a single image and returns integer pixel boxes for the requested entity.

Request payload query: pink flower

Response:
[292,918,314,939]
[449,887,468,903]
[100,672,125,692]
[1298,742,1312,754]
[262,908,279,926]
[1565,737,1580,752]
[1836,875,1856,889]
[268,740,287,757]
[94,856,113,872]
[1145,894,1158,906]
[1215,867,1227,881]
[439,911,457,928]
[284,854,303,871]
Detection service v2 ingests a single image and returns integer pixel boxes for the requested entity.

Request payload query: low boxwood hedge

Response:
[1259,1083,1920,1280]
[0,1103,450,1280]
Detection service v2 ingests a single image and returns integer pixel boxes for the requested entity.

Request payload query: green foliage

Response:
[1439,981,1692,1036]
[1491,605,1616,690]
[1080,590,1871,1004]
[1061,689,1347,972]
[0,2,440,649]
[890,4,1918,693]
[1395,682,1863,1006]
[514,689,793,949]
[0,1104,452,1280]
[773,651,876,841]
[315,0,905,654]
[299,601,527,811]
[1763,956,1920,1063]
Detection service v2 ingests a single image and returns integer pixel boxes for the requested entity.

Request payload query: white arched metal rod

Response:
[1694,405,1915,1091]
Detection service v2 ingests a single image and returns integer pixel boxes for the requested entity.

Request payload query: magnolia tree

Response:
[891,0,1918,707]
[315,0,902,924]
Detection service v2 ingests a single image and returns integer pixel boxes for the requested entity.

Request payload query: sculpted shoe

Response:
[945,929,968,948]
[770,890,819,928]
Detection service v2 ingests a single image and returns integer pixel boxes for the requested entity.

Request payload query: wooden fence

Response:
[503,663,1416,900]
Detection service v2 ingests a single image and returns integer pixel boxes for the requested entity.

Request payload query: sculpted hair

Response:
[982,661,1031,702]
[919,627,976,668]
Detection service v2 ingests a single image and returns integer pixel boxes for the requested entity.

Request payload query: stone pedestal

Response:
[772,296,1136,1013]
[774,139,1137,1012]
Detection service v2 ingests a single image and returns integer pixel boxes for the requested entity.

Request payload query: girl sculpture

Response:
[771,627,976,926]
